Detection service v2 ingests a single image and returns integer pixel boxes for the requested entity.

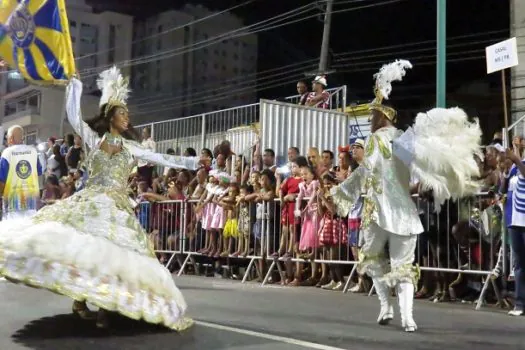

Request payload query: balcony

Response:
[1,107,40,129]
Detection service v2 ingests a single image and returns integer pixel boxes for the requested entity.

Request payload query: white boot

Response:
[373,278,394,325]
[397,282,417,332]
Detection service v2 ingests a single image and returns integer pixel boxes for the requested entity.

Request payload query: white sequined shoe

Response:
[397,282,417,332]
[373,278,394,325]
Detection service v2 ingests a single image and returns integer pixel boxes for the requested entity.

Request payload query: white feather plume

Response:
[403,107,482,210]
[373,59,413,99]
[96,66,130,107]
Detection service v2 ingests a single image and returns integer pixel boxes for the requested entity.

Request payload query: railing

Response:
[135,86,348,156]
[136,192,507,310]
[260,99,349,161]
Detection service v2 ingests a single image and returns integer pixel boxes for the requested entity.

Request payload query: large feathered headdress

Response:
[369,59,412,122]
[96,66,131,117]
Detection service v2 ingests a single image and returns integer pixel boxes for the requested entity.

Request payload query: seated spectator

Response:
[306,76,330,109]
[296,80,309,106]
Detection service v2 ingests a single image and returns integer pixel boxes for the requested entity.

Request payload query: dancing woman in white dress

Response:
[0,67,198,330]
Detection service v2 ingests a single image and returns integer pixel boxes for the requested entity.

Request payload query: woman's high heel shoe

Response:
[72,301,97,320]
[96,309,110,329]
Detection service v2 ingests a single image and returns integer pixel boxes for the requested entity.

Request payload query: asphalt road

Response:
[0,275,523,350]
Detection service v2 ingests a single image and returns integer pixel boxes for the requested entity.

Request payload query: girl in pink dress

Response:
[196,174,218,254]
[289,166,320,287]
[296,166,320,255]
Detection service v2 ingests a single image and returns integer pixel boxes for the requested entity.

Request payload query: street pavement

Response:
[0,275,523,350]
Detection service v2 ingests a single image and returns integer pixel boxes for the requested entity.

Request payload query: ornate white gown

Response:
[0,78,197,330]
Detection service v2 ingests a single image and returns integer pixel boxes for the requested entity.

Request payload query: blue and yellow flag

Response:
[0,0,76,84]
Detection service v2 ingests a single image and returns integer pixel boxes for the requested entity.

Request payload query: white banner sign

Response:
[485,37,519,74]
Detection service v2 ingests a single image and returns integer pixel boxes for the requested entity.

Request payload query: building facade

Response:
[68,0,133,93]
[130,4,258,124]
[0,86,99,145]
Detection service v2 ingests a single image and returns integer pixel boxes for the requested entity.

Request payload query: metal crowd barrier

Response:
[135,192,509,310]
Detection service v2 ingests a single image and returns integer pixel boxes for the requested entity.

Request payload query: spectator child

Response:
[221,182,240,257]
[234,185,252,257]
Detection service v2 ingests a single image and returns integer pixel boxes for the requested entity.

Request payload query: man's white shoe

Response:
[508,308,524,316]
[397,282,417,332]
[373,278,394,325]
[377,305,394,325]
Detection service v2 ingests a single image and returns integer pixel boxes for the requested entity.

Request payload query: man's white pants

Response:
[358,222,419,330]
[358,223,419,286]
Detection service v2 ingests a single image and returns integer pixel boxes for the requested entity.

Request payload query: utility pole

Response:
[436,0,446,107]
[318,0,334,74]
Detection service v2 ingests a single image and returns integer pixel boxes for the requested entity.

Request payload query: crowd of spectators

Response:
[122,130,509,308]
[16,79,514,309]
[39,133,87,205]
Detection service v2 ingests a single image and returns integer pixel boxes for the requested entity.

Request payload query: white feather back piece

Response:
[373,59,413,99]
[96,66,130,107]
[398,107,482,211]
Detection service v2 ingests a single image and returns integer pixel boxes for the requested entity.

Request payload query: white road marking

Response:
[0,277,6,282]
[195,320,348,350]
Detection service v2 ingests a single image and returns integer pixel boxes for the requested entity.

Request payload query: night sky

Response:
[88,0,510,138]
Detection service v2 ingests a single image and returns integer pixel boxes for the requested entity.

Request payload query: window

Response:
[233,53,238,60]
[24,131,37,146]
[214,63,218,69]
[70,20,77,28]
[222,50,226,57]
[233,67,238,74]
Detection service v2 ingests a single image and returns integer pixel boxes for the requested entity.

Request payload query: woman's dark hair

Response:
[46,174,59,186]
[322,173,337,183]
[294,156,309,168]
[201,148,213,159]
[65,134,74,147]
[240,184,252,193]
[185,147,197,157]
[52,144,68,177]
[303,165,318,179]
[85,104,140,141]
[260,168,276,186]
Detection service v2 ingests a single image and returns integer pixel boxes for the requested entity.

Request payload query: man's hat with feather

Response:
[368,59,412,122]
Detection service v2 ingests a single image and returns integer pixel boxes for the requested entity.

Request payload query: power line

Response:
[78,3,319,78]
[78,0,405,79]
[131,52,489,116]
[128,31,506,108]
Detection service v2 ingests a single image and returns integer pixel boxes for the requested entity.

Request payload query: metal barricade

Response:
[134,191,509,310]
[136,200,185,269]
[177,199,266,283]
[255,193,506,310]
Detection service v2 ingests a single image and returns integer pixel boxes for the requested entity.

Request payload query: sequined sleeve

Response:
[330,133,382,217]
[124,140,201,170]
[66,78,101,150]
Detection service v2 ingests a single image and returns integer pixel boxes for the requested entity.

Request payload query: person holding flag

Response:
[0,0,197,331]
